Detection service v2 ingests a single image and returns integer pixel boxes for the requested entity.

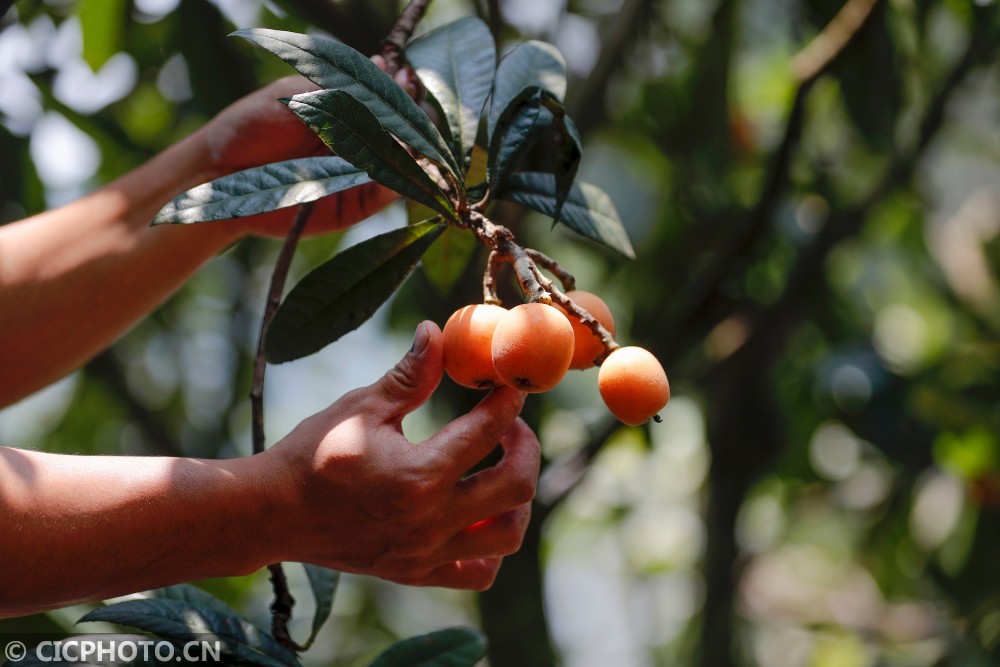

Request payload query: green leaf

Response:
[78,0,127,71]
[266,219,445,363]
[301,564,340,649]
[487,41,567,142]
[283,90,456,220]
[420,225,477,295]
[538,96,582,227]
[79,599,300,667]
[152,157,370,225]
[486,90,581,225]
[486,88,549,195]
[147,584,243,617]
[498,172,635,259]
[406,17,496,172]
[232,28,461,178]
[367,627,487,667]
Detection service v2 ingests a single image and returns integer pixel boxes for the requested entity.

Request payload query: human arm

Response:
[0,321,539,618]
[0,76,397,407]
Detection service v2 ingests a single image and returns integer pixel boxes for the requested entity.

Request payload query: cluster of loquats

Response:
[442,291,670,426]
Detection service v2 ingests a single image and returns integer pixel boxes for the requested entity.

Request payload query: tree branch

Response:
[792,0,881,84]
[714,6,998,379]
[250,201,314,457]
[381,0,433,75]
[662,0,882,355]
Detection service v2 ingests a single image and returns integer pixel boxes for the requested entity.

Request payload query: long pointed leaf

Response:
[266,219,445,363]
[406,17,495,172]
[487,41,566,142]
[284,90,456,220]
[233,28,461,178]
[486,87,548,194]
[498,172,635,259]
[302,564,340,649]
[538,96,582,226]
[152,157,370,225]
[367,627,487,667]
[79,599,300,667]
[486,89,581,225]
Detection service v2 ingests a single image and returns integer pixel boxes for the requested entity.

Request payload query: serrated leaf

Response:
[367,627,487,667]
[407,17,496,172]
[487,41,567,142]
[79,599,300,667]
[266,219,445,363]
[498,172,635,259]
[301,564,340,649]
[152,157,370,225]
[284,90,456,220]
[233,28,461,178]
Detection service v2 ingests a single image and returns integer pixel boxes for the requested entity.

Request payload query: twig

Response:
[663,0,881,355]
[525,248,576,292]
[467,211,619,361]
[249,201,313,652]
[250,201,314,456]
[267,564,297,650]
[483,249,504,305]
[713,5,997,379]
[381,0,433,74]
[792,0,881,84]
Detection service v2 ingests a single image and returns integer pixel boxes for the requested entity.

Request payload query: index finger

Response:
[426,386,525,476]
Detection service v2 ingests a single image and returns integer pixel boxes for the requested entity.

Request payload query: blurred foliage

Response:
[3,0,1000,666]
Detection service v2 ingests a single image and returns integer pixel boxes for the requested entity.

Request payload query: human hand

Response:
[263,321,540,590]
[194,73,399,240]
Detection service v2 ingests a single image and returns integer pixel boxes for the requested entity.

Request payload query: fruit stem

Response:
[525,248,576,292]
[541,274,620,365]
[483,249,504,305]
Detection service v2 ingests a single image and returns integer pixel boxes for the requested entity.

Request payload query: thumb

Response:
[370,321,444,420]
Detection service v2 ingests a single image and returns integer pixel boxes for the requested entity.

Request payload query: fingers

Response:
[428,387,526,476]
[394,558,503,591]
[452,418,540,524]
[436,505,531,562]
[367,321,444,423]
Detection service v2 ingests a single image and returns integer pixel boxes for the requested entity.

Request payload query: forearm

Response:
[0,445,293,618]
[0,128,238,407]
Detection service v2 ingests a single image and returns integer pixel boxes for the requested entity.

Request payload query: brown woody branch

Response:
[663,0,882,356]
[381,0,432,74]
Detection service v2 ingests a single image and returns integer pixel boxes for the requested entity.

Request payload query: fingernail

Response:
[409,322,430,355]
